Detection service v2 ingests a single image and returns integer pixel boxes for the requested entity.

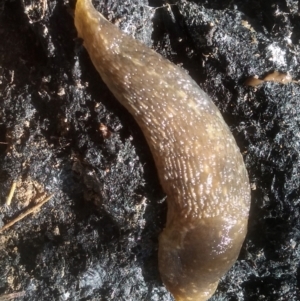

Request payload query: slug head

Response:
[158,216,248,301]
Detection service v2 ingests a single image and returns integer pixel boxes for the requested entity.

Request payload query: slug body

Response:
[75,1,251,300]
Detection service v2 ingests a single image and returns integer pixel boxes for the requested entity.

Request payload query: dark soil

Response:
[0,0,300,300]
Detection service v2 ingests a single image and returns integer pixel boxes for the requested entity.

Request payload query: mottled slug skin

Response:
[75,1,251,300]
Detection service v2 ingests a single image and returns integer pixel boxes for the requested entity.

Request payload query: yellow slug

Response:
[74,1,251,300]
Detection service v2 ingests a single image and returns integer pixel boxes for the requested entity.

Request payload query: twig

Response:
[5,181,17,206]
[0,291,25,300]
[0,194,53,233]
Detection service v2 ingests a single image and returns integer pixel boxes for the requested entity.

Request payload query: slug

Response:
[74,1,251,300]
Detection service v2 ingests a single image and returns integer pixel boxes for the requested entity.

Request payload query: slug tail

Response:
[75,0,107,40]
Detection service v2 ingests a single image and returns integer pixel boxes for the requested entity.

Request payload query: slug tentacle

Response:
[75,1,251,300]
